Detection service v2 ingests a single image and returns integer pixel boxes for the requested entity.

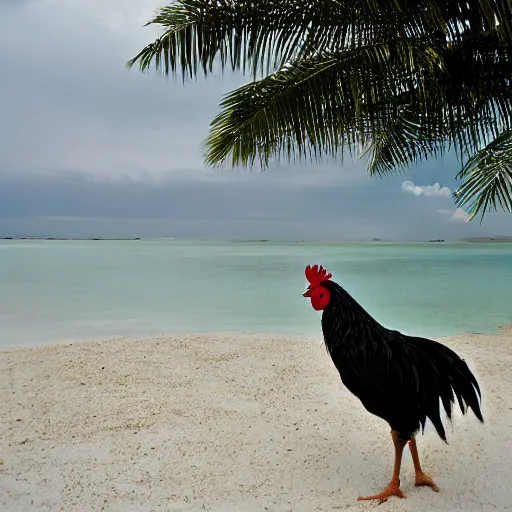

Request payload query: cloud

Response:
[450,208,471,222]
[401,181,452,198]
[438,208,471,223]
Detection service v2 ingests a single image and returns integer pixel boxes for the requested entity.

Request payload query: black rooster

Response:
[303,264,483,502]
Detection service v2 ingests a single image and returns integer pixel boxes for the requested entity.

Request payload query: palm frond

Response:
[127,0,372,79]
[362,109,450,176]
[127,0,306,79]
[127,0,511,80]
[205,39,445,167]
[454,130,512,220]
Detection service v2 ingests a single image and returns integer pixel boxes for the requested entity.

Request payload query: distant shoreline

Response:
[1,236,511,243]
[460,237,512,243]
[0,237,142,241]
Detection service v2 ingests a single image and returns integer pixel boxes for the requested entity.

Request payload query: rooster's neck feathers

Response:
[321,281,388,350]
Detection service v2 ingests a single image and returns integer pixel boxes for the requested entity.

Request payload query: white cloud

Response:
[450,208,471,222]
[437,208,471,222]
[402,180,452,198]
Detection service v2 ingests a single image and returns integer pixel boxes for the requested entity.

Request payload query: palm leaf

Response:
[127,0,364,79]
[127,0,309,79]
[362,109,451,176]
[454,130,512,220]
[127,0,511,79]
[205,39,447,167]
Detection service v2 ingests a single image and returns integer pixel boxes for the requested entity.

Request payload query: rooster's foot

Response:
[357,479,406,503]
[415,472,439,492]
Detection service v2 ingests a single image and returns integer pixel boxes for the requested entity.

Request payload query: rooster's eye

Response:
[319,293,324,299]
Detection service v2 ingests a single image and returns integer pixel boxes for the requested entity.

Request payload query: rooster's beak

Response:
[303,287,312,297]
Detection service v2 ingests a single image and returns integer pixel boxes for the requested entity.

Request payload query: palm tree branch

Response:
[126,0,351,79]
[205,35,512,166]
[362,109,451,176]
[127,0,512,80]
[454,129,512,220]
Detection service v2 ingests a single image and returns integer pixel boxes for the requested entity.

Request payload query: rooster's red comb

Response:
[305,264,332,287]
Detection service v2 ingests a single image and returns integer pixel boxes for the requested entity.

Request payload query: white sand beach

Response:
[1,328,511,512]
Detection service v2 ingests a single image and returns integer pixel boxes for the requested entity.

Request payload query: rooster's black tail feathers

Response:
[410,337,483,442]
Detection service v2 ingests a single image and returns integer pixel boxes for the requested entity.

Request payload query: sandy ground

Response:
[1,328,511,512]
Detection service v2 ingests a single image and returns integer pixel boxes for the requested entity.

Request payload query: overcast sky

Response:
[1,0,510,240]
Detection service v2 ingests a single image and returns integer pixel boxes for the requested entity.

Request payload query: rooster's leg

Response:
[408,437,439,492]
[357,430,407,503]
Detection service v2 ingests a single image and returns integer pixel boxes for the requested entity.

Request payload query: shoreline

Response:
[1,329,511,511]
[2,237,512,243]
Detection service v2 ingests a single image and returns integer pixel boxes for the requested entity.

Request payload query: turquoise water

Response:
[0,239,511,347]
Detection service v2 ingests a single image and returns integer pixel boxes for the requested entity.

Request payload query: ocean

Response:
[1,239,510,348]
